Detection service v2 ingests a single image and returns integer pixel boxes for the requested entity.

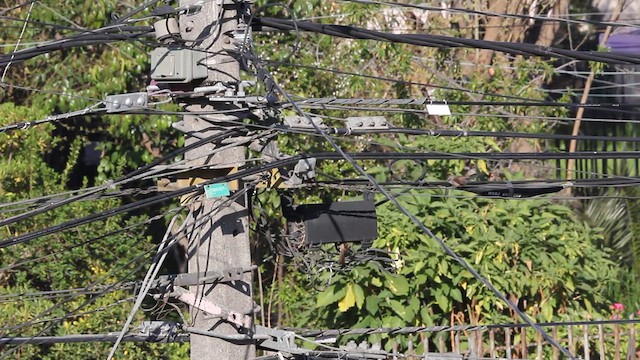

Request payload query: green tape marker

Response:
[204,183,230,198]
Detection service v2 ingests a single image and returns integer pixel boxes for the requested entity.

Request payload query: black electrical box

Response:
[289,200,378,245]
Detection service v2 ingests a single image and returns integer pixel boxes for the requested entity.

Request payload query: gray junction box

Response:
[150,47,207,83]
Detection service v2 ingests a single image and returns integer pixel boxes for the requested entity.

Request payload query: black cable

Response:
[253,17,640,65]
[342,0,640,29]
[0,15,144,37]
[6,150,640,249]
[0,106,106,133]
[0,207,181,274]
[0,332,189,345]
[0,284,135,304]
[242,47,574,357]
[294,101,640,118]
[266,61,550,104]
[0,26,153,67]
[109,0,163,25]
[0,0,35,16]
[0,128,243,228]
[0,247,156,358]
[325,126,640,143]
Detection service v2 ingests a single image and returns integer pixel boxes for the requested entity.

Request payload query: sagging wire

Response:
[241,34,576,360]
[0,206,182,274]
[0,127,245,227]
[106,210,186,359]
[340,0,640,29]
[0,101,106,133]
[0,0,34,83]
[0,246,159,359]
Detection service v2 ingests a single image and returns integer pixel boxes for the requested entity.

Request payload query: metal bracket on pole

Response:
[254,326,304,354]
[283,115,327,130]
[161,287,253,329]
[286,158,316,186]
[152,266,256,289]
[136,321,184,343]
[346,116,389,131]
[105,93,148,113]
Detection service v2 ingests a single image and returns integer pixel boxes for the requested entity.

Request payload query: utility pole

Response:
[176,1,254,359]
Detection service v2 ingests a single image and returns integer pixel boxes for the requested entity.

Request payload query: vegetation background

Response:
[0,0,637,358]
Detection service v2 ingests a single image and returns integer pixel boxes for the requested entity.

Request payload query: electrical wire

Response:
[171,112,640,182]
[9,149,640,250]
[106,211,183,359]
[0,283,136,304]
[0,0,35,17]
[253,17,640,65]
[340,0,640,29]
[0,24,153,67]
[0,0,34,83]
[0,246,157,359]
[0,206,182,274]
[266,61,554,104]
[0,101,105,133]
[0,127,244,227]
[241,45,576,358]
[0,248,154,336]
[0,297,135,332]
[291,96,640,113]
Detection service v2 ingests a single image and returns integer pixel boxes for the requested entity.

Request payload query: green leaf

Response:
[450,288,463,303]
[316,284,346,308]
[435,292,449,312]
[365,296,380,314]
[354,284,365,310]
[385,275,409,296]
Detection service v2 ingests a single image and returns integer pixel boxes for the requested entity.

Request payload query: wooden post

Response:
[553,326,559,360]
[628,316,636,360]
[537,331,543,359]
[598,323,605,360]
[615,323,621,360]
[506,328,512,359]
[489,329,496,358]
[521,327,528,358]
[569,325,576,355]
[178,1,255,359]
[583,324,590,360]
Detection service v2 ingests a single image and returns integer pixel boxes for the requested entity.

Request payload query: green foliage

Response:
[0,60,186,360]
[249,1,625,355]
[289,196,617,350]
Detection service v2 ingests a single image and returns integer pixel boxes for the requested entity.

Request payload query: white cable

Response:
[1,1,34,83]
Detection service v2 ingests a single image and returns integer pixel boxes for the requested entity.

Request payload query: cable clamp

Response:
[283,115,327,129]
[286,158,316,186]
[346,116,389,131]
[105,92,148,113]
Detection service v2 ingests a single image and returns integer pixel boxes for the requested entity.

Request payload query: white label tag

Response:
[426,103,451,116]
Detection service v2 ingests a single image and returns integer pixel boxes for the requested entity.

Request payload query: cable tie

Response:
[105,180,116,190]
[506,181,514,197]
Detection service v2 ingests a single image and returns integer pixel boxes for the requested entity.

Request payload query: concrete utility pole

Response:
[177,1,254,359]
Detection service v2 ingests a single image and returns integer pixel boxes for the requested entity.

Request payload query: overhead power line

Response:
[253,17,640,65]
[341,0,640,29]
[242,39,575,356]
[7,149,640,249]
[0,24,153,67]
